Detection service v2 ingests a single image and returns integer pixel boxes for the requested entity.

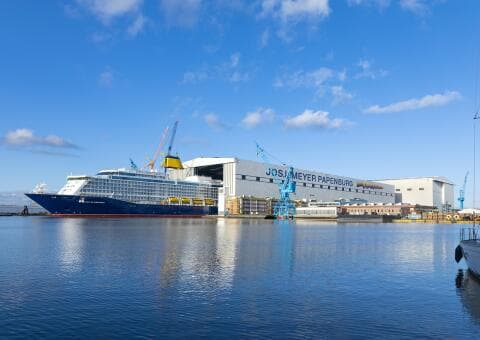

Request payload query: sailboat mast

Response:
[474,113,479,227]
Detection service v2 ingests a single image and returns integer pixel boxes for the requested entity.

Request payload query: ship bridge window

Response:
[419,188,424,191]
[256,177,260,181]
[269,178,273,183]
[241,175,246,180]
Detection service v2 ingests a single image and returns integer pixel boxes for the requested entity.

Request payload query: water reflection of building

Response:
[214,218,240,289]
[456,269,480,324]
[163,218,242,291]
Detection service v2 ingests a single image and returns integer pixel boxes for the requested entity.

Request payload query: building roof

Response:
[374,177,454,185]
[183,157,236,168]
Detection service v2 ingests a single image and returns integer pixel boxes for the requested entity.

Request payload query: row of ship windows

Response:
[82,189,217,197]
[238,175,394,197]
[83,185,215,193]
[87,181,214,190]
[82,189,215,196]
[396,188,425,192]
[83,192,218,201]
[82,181,216,195]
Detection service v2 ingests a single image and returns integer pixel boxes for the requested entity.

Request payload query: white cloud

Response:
[338,69,347,81]
[223,53,249,83]
[204,113,228,131]
[281,0,330,20]
[3,129,78,149]
[261,0,330,21]
[284,109,348,129]
[77,0,142,23]
[182,70,208,84]
[230,71,249,83]
[274,67,350,99]
[350,0,430,14]
[160,0,202,28]
[230,52,240,68]
[127,13,146,37]
[354,59,387,79]
[4,129,35,146]
[364,90,461,114]
[260,28,270,48]
[347,0,391,9]
[182,52,249,85]
[274,67,334,89]
[259,0,330,42]
[242,107,275,128]
[99,67,114,87]
[400,0,427,14]
[76,0,146,38]
[331,86,353,105]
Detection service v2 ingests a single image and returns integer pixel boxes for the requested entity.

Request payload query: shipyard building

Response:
[376,177,454,211]
[177,158,396,215]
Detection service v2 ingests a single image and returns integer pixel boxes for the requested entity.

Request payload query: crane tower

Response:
[256,142,296,219]
[458,171,469,210]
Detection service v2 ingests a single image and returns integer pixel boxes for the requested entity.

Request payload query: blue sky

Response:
[1,0,479,206]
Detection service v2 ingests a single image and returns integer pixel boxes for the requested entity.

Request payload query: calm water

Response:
[1,217,479,338]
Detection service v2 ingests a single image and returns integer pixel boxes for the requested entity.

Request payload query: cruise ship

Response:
[26,121,219,217]
[26,168,219,217]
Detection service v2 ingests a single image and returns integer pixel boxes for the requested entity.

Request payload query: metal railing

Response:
[460,227,479,241]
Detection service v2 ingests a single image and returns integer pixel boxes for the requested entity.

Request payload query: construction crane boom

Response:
[458,171,469,210]
[166,121,178,156]
[130,158,138,170]
[146,126,169,171]
[162,120,184,171]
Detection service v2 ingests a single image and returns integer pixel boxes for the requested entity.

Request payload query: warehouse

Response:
[180,157,395,215]
[376,177,454,211]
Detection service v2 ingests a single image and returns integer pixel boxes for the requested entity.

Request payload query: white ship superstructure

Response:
[57,169,219,205]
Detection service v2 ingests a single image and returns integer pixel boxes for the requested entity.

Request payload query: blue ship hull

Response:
[25,193,217,217]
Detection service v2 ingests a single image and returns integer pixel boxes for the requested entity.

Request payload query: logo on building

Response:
[356,181,384,190]
[265,167,354,187]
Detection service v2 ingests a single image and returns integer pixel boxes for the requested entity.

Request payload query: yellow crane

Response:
[145,126,169,171]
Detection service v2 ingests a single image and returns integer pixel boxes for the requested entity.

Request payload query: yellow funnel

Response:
[162,155,184,169]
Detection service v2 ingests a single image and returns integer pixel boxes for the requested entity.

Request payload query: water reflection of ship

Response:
[58,218,85,272]
[456,269,480,324]
[158,218,242,291]
[154,219,299,293]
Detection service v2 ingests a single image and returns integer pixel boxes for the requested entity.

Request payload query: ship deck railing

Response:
[460,227,479,241]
